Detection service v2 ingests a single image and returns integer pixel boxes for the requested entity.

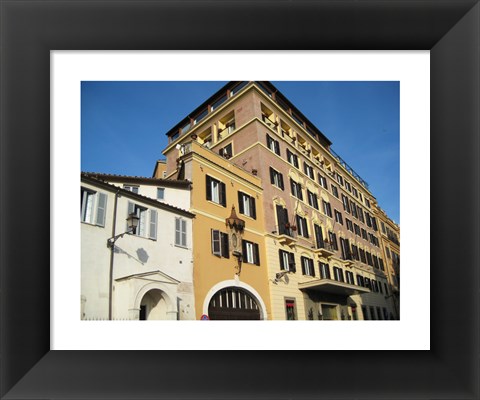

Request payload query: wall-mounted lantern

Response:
[225,206,245,275]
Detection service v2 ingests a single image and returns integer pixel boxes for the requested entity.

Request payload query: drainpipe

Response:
[108,190,120,320]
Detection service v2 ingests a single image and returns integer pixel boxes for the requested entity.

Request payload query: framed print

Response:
[1,1,479,399]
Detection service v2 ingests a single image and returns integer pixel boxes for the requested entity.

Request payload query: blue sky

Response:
[81,81,399,223]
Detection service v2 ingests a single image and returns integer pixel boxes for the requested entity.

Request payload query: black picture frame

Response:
[1,1,479,399]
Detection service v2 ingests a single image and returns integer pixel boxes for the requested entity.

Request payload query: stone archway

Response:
[139,289,168,320]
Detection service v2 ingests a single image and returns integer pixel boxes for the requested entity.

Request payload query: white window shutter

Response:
[175,218,181,245]
[181,219,187,247]
[149,209,157,240]
[127,202,135,231]
[95,192,107,227]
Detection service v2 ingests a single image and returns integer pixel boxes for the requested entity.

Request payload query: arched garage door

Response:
[208,287,260,320]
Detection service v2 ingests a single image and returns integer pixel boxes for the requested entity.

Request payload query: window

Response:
[370,306,376,320]
[266,134,280,155]
[345,181,351,192]
[341,194,351,213]
[386,247,391,258]
[354,223,361,236]
[290,179,303,200]
[336,173,344,186]
[238,191,256,219]
[81,188,107,227]
[352,187,358,198]
[279,249,296,272]
[218,143,233,158]
[211,229,229,258]
[357,275,365,286]
[350,200,358,218]
[333,266,344,282]
[322,200,332,218]
[285,299,297,320]
[127,202,157,239]
[381,221,386,234]
[156,187,165,200]
[328,231,338,250]
[361,228,368,240]
[314,224,325,249]
[175,218,187,247]
[357,206,365,223]
[123,185,139,194]
[193,107,208,124]
[270,167,284,190]
[365,278,372,290]
[334,209,343,224]
[351,244,359,260]
[372,255,379,269]
[181,121,191,135]
[371,216,378,231]
[366,252,373,266]
[359,248,366,263]
[345,271,355,285]
[218,112,236,137]
[384,282,389,295]
[365,198,371,208]
[206,175,226,207]
[211,94,227,111]
[276,204,292,236]
[303,162,315,180]
[286,149,299,168]
[318,174,328,189]
[340,237,351,260]
[362,305,369,320]
[319,262,331,279]
[379,258,385,271]
[296,215,309,238]
[331,184,339,198]
[372,280,378,292]
[307,190,319,209]
[242,240,260,265]
[378,280,383,294]
[301,256,315,276]
[346,219,353,232]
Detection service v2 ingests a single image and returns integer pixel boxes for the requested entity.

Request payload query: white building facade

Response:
[81,173,195,320]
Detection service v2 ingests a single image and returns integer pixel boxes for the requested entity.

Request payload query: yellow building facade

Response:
[162,140,270,320]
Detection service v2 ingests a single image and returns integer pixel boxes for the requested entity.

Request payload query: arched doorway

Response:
[139,289,168,320]
[208,287,261,320]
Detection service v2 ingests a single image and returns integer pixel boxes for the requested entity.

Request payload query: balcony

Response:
[313,242,336,258]
[298,278,370,296]
[274,224,297,246]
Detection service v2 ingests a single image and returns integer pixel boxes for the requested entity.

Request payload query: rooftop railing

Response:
[329,148,369,190]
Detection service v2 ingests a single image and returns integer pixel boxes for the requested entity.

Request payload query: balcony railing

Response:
[314,241,336,258]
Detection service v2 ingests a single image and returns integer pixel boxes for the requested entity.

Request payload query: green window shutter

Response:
[206,176,212,201]
[221,232,229,258]
[254,243,260,266]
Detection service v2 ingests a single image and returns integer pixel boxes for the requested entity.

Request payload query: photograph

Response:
[81,80,400,321]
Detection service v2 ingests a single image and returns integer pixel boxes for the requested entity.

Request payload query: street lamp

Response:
[107,212,139,249]
[107,212,139,320]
